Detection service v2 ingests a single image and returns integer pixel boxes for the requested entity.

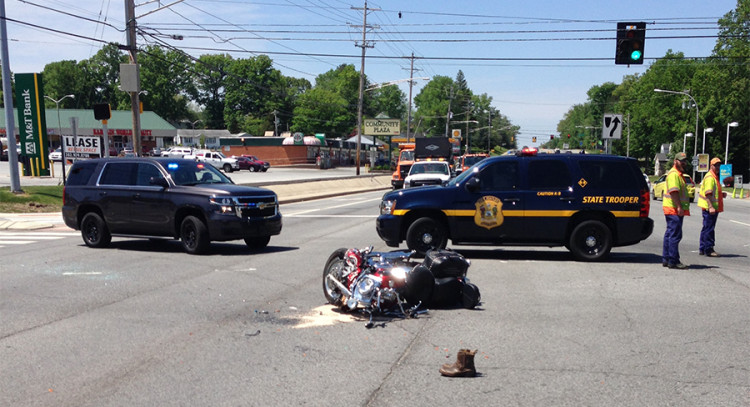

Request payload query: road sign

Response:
[697,154,709,172]
[602,114,623,139]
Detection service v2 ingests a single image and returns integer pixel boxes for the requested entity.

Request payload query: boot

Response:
[439,349,477,377]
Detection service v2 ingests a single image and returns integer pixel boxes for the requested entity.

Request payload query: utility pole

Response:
[125,0,142,156]
[352,1,379,176]
[0,0,21,192]
[404,53,421,143]
[444,84,454,138]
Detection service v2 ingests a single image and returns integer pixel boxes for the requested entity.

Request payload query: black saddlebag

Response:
[423,249,470,278]
[429,276,464,308]
[404,264,435,306]
[461,282,481,309]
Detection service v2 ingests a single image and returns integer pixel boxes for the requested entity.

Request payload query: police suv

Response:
[377,148,654,261]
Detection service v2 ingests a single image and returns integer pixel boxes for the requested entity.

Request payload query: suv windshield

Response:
[167,160,232,186]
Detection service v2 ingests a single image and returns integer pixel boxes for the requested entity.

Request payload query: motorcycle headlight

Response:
[380,199,396,215]
[389,266,408,281]
[353,275,382,305]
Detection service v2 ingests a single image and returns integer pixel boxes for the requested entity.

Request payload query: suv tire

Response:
[181,216,209,254]
[406,217,448,256]
[568,220,612,262]
[223,163,233,173]
[81,212,112,248]
[244,236,270,250]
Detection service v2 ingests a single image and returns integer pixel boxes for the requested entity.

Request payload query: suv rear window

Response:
[66,161,98,186]
[578,160,640,189]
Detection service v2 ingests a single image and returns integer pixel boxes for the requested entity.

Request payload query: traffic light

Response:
[93,103,111,120]
[550,134,554,140]
[532,137,537,143]
[615,22,646,65]
[567,134,571,139]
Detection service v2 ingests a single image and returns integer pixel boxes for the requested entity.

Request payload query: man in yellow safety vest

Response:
[697,157,725,257]
[662,152,691,269]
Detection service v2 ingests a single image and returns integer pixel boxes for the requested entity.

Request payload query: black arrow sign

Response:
[608,116,621,138]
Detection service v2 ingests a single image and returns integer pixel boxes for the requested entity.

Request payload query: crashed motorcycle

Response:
[322,246,480,328]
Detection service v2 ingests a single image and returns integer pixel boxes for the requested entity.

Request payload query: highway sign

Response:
[602,114,623,139]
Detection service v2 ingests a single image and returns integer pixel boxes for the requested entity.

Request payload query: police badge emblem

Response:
[474,196,503,229]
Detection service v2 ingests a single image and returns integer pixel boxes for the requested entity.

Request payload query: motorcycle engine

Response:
[348,274,382,309]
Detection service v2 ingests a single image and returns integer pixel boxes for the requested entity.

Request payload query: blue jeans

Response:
[699,209,718,253]
[662,215,684,265]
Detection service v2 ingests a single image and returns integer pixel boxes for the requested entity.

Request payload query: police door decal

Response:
[474,196,503,229]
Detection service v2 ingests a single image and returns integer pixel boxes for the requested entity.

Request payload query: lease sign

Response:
[14,73,51,176]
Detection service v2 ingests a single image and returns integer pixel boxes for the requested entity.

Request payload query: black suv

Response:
[377,149,653,261]
[63,158,282,254]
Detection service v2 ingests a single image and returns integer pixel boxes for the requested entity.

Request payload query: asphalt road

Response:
[1,191,748,406]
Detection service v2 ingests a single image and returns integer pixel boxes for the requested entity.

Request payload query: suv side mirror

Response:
[150,176,169,189]
[465,177,480,193]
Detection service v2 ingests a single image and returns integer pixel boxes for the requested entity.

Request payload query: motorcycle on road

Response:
[322,246,480,328]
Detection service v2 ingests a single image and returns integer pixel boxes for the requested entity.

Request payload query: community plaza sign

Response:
[364,118,400,136]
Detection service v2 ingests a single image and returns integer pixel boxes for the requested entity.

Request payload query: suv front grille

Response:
[235,195,278,218]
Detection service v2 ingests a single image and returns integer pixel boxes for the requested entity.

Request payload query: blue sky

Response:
[3,0,737,146]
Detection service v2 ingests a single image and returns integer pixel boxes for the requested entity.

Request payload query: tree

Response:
[192,53,233,129]
[369,84,406,120]
[138,45,196,124]
[413,75,454,136]
[224,55,285,134]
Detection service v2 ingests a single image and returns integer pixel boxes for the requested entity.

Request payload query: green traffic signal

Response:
[630,49,642,61]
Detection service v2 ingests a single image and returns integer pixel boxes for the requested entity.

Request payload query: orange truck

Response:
[391,137,453,189]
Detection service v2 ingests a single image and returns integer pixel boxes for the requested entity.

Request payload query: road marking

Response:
[729,220,750,227]
[284,197,382,216]
[285,214,377,218]
[0,231,78,247]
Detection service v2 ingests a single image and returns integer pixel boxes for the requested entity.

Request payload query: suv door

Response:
[449,159,525,243]
[518,157,575,242]
[129,162,173,236]
[97,162,139,234]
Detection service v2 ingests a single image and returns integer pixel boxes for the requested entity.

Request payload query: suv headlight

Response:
[380,199,396,215]
[209,196,236,214]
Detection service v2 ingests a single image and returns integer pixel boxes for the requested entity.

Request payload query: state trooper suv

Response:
[63,157,282,254]
[377,148,653,261]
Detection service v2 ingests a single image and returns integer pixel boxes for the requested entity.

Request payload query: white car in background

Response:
[404,161,452,188]
[48,147,62,161]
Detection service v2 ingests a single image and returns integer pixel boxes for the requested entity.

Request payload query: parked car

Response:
[151,147,162,157]
[235,155,270,172]
[62,157,282,254]
[652,173,696,202]
[49,147,63,161]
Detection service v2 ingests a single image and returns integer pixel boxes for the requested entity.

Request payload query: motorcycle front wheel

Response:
[322,248,348,305]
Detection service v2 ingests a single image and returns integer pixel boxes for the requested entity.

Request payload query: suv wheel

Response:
[223,163,233,173]
[80,212,112,248]
[181,216,209,254]
[249,166,257,172]
[244,236,270,250]
[406,217,447,256]
[568,220,612,261]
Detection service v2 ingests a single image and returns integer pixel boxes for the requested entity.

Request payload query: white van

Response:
[161,147,194,158]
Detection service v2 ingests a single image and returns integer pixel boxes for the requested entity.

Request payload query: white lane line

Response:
[0,232,79,237]
[285,215,377,218]
[284,197,382,216]
[729,220,750,227]
[0,240,35,245]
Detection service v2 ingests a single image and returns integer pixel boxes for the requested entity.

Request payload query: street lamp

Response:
[654,88,700,179]
[683,133,693,153]
[181,119,202,129]
[725,121,738,164]
[702,127,713,154]
[44,94,75,184]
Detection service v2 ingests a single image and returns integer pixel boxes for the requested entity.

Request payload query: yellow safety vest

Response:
[697,171,723,212]
[662,167,690,215]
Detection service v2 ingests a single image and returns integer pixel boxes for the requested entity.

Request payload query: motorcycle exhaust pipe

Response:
[326,274,352,297]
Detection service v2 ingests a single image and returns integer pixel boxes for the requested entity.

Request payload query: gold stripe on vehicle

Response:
[397,209,641,218]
